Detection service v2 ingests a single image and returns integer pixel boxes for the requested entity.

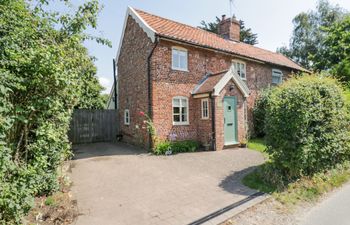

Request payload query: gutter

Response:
[147,36,159,150]
[210,93,216,151]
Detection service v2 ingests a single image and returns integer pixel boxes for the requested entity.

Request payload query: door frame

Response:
[223,96,238,145]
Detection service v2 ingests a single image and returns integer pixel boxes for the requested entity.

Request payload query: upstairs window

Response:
[272,69,283,85]
[172,97,189,125]
[233,61,246,80]
[172,47,188,71]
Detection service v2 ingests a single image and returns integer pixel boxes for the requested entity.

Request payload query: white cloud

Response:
[98,76,113,94]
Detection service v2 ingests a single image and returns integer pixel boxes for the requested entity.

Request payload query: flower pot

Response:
[203,144,210,151]
[240,143,247,148]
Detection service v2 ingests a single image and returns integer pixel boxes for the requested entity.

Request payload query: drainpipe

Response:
[210,93,216,151]
[243,97,248,139]
[113,59,117,110]
[147,37,159,150]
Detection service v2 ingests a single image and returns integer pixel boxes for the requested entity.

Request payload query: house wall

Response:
[117,16,155,147]
[150,39,296,149]
[118,18,297,150]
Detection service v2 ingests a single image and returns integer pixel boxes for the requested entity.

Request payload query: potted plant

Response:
[240,138,247,148]
[203,132,215,151]
[203,142,210,151]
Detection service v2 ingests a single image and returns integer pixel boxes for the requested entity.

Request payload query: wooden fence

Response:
[68,109,118,144]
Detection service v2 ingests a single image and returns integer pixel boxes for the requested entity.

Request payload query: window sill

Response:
[171,67,189,72]
[201,117,209,120]
[173,122,190,126]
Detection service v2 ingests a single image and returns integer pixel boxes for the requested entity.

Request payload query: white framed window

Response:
[233,61,246,80]
[172,47,188,71]
[272,69,283,85]
[172,96,189,125]
[124,109,130,125]
[201,98,209,119]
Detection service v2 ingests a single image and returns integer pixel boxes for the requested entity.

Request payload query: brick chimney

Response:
[218,15,240,42]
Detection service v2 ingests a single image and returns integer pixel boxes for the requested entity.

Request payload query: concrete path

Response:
[70,142,264,225]
[299,182,350,225]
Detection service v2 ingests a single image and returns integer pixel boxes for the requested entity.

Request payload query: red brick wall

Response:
[118,19,297,150]
[117,16,155,147]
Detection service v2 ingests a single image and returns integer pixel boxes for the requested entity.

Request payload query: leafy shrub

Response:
[153,141,171,155]
[265,75,350,180]
[0,0,108,223]
[153,140,199,155]
[253,88,272,137]
[171,140,199,153]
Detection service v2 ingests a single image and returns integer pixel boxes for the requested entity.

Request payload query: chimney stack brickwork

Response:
[218,15,240,42]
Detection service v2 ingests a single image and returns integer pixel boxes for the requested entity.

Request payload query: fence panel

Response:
[68,109,118,144]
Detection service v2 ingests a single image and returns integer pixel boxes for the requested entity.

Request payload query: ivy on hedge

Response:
[0,0,109,223]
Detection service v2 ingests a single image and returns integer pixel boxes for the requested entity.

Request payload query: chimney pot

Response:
[221,15,226,21]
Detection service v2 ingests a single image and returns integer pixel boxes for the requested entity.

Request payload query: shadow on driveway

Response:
[219,166,259,196]
[72,142,147,160]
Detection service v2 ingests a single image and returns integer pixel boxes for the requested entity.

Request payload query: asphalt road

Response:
[300,182,350,225]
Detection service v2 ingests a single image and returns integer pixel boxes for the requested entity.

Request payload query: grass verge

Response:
[243,161,350,206]
[247,138,266,153]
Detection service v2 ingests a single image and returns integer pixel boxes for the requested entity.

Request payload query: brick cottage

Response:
[107,7,307,151]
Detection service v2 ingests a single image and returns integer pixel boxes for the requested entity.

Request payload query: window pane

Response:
[272,75,281,84]
[173,107,180,114]
[180,54,187,70]
[180,56,186,69]
[174,115,180,122]
[172,51,179,68]
[182,114,187,122]
[182,107,187,114]
[173,98,180,107]
[241,71,246,79]
[181,99,187,106]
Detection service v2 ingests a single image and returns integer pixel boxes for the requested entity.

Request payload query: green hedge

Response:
[264,75,350,180]
[253,88,272,137]
[0,1,105,223]
[154,140,199,155]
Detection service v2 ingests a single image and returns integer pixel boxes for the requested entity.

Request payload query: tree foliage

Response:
[313,16,350,85]
[0,0,108,222]
[277,0,347,70]
[199,16,258,45]
[264,75,350,180]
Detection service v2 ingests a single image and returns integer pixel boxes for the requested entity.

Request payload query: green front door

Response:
[224,96,238,145]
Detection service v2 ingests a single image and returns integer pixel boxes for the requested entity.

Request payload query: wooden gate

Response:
[68,109,118,144]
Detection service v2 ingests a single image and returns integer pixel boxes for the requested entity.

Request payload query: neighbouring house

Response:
[107,7,307,151]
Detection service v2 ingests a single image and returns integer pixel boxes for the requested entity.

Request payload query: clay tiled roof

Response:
[193,71,227,95]
[134,9,307,72]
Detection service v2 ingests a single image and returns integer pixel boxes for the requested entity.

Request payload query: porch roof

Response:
[192,66,250,98]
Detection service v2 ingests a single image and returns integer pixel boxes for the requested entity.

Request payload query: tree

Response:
[199,16,258,45]
[313,16,350,84]
[0,0,110,222]
[277,0,347,69]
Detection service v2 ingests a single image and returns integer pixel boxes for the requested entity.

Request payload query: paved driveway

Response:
[70,142,264,225]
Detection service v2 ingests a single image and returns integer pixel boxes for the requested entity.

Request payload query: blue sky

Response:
[80,0,350,94]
